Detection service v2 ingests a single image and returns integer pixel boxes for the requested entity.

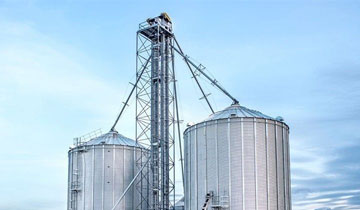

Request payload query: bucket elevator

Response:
[67,13,292,210]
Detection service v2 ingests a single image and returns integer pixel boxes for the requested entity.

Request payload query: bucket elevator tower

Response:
[135,13,176,210]
[67,12,292,210]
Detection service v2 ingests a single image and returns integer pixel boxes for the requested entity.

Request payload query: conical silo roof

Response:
[84,130,142,147]
[205,103,276,121]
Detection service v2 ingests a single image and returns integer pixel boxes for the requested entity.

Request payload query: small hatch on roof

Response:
[276,116,284,122]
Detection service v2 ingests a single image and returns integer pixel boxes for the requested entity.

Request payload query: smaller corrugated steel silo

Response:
[184,104,291,210]
[67,130,149,210]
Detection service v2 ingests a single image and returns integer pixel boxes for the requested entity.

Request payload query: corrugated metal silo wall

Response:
[184,117,291,210]
[67,145,149,210]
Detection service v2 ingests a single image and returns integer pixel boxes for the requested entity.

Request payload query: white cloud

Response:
[306,190,360,200]
[0,20,129,210]
[0,21,124,115]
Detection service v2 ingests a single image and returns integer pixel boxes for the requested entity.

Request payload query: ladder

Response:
[70,170,79,210]
[202,192,214,210]
[70,151,81,210]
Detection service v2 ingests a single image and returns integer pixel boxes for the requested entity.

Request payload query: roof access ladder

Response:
[202,192,214,210]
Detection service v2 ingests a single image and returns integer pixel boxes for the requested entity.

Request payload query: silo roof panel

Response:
[205,104,275,121]
[84,131,143,147]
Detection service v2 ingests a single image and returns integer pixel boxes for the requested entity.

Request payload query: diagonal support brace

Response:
[172,37,239,105]
[110,56,151,131]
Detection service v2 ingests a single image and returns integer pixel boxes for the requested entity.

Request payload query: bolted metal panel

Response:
[84,147,93,210]
[218,120,229,199]
[124,148,134,210]
[184,131,190,210]
[183,104,291,210]
[93,146,103,210]
[283,127,291,210]
[114,148,125,210]
[104,146,113,210]
[243,118,256,210]
[190,126,196,209]
[134,149,144,210]
[256,119,268,210]
[285,130,292,210]
[206,122,217,196]
[230,118,243,209]
[67,132,149,210]
[276,124,285,210]
[197,125,207,210]
[282,127,288,210]
[268,122,278,210]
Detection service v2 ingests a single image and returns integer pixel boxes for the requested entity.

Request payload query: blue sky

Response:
[0,1,359,210]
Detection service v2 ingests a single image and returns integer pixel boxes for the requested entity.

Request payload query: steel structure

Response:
[90,12,273,210]
[66,11,292,210]
[133,13,239,210]
[135,14,176,210]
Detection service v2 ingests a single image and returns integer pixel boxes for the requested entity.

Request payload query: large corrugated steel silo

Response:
[184,104,291,210]
[67,130,149,210]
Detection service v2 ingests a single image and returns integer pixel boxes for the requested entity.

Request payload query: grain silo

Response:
[67,130,149,210]
[184,104,291,210]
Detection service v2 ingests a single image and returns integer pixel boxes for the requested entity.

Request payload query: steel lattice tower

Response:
[135,14,176,210]
[101,12,240,210]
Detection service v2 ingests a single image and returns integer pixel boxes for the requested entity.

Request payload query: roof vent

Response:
[276,116,284,122]
[187,122,195,127]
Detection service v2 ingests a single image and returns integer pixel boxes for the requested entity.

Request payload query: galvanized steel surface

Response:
[67,131,149,210]
[84,131,144,147]
[184,105,291,210]
[204,104,275,121]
